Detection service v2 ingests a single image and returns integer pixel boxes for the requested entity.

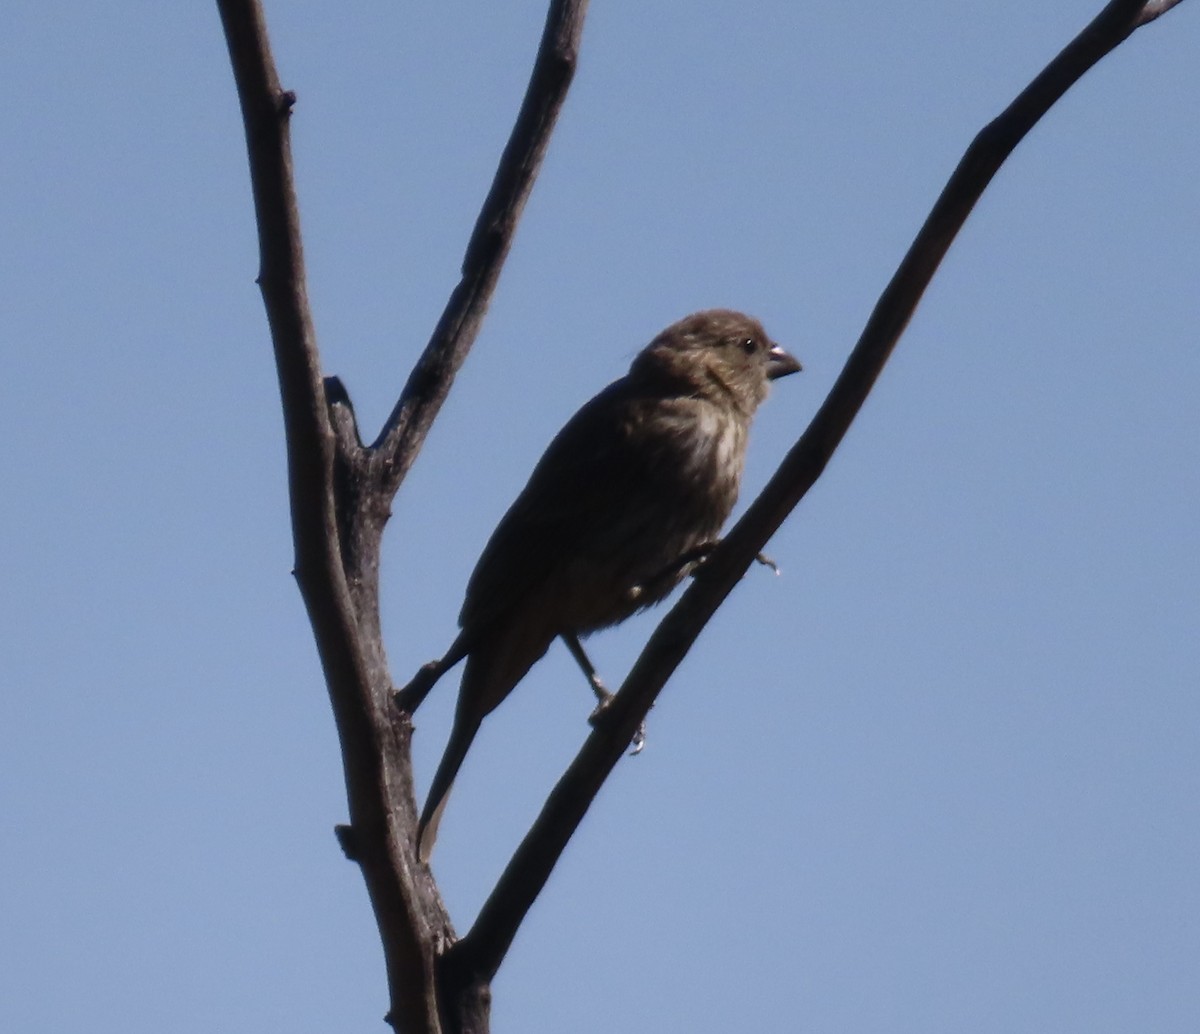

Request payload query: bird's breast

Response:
[644,399,747,508]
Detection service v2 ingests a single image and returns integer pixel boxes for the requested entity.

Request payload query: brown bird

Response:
[398,309,801,862]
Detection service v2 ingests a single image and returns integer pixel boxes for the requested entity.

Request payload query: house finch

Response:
[399,309,801,862]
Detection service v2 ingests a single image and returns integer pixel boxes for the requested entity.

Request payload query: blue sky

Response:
[2,2,1197,1032]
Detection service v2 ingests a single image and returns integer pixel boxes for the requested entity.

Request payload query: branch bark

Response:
[452,0,1192,978]
[217,4,449,1031]
[372,0,591,493]
[218,2,589,1031]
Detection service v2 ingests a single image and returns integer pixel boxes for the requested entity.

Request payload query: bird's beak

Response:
[766,343,802,380]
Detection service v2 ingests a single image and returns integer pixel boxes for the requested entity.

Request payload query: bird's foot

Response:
[588,695,646,756]
[629,722,646,755]
[755,552,781,576]
[628,541,722,602]
[588,689,614,723]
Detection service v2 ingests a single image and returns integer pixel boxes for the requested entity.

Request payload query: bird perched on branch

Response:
[397,309,801,862]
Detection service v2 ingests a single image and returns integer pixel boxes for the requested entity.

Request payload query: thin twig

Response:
[373,0,591,492]
[454,0,1190,978]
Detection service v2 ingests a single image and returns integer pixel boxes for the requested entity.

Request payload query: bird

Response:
[397,309,801,862]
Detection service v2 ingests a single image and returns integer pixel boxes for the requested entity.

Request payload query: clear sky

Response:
[2,2,1197,1032]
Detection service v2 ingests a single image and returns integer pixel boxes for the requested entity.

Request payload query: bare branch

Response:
[221,0,598,1027]
[373,0,591,491]
[217,3,450,1031]
[216,0,328,477]
[214,7,363,727]
[455,0,1191,975]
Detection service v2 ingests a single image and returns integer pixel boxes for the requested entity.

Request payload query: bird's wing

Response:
[458,380,659,631]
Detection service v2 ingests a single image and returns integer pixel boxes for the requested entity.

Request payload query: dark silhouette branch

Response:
[217,4,450,1032]
[453,0,1190,978]
[372,0,591,494]
[219,1,590,1030]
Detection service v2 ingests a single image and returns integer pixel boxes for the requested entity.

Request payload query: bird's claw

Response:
[588,694,647,756]
[588,691,614,725]
[755,552,781,576]
[629,722,646,755]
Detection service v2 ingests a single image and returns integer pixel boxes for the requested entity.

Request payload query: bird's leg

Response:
[626,541,719,602]
[394,634,469,715]
[562,631,611,706]
[563,632,646,756]
[627,542,781,604]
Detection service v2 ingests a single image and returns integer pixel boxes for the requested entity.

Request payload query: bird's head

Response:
[630,309,801,416]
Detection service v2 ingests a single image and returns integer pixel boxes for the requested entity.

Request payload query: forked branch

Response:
[218,1,591,1031]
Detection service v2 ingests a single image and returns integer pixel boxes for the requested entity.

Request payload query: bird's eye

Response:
[740,337,757,355]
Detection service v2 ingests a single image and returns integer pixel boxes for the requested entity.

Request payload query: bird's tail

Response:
[417,627,553,863]
[417,712,481,864]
